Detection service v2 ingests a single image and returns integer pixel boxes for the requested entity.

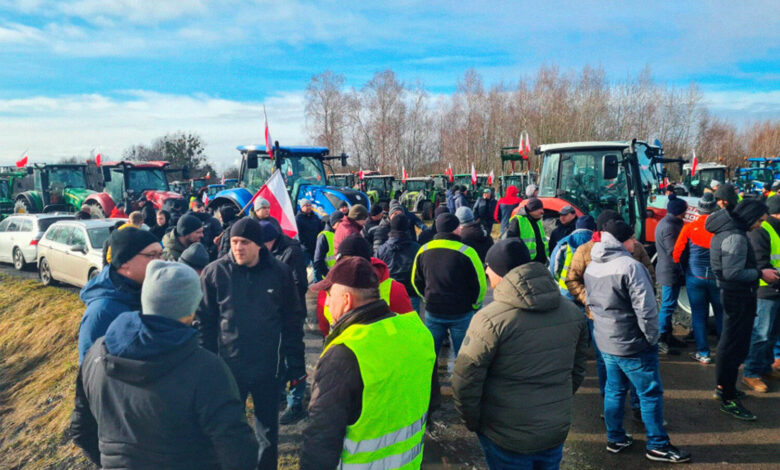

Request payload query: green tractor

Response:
[328,172,356,188]
[399,177,440,220]
[0,169,27,219]
[360,175,398,208]
[498,146,535,195]
[13,163,97,214]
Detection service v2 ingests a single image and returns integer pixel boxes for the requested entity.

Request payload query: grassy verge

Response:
[0,276,92,470]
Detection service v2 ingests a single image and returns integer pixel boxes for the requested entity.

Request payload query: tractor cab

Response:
[0,169,26,217]
[87,161,186,217]
[452,174,490,204]
[735,167,774,195]
[499,146,536,195]
[681,162,728,197]
[328,173,356,188]
[748,158,780,180]
[399,177,438,220]
[536,140,669,244]
[14,164,95,214]
[361,175,397,207]
[208,146,369,217]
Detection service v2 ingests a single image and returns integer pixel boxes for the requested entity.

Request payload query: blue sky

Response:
[1,0,778,167]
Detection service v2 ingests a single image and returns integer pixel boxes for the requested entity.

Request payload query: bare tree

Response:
[305,70,348,153]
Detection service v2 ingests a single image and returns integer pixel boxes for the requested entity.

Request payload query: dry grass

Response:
[0,276,92,470]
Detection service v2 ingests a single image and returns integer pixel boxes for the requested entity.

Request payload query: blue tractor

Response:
[735,167,774,196]
[748,157,780,181]
[208,145,370,217]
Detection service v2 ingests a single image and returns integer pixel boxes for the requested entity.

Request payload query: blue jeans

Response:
[685,274,723,356]
[744,298,780,378]
[660,284,681,336]
[602,346,669,451]
[425,310,475,358]
[587,318,639,409]
[410,296,421,314]
[478,434,563,470]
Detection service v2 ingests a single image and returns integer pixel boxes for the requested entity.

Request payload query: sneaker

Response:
[720,400,757,421]
[665,335,688,349]
[606,434,633,454]
[646,444,691,463]
[658,341,680,356]
[713,388,746,400]
[742,377,769,393]
[279,405,308,425]
[689,352,712,364]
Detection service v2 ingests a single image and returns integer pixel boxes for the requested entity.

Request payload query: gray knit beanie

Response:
[142,260,203,320]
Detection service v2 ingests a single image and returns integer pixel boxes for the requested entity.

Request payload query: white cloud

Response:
[0,21,44,44]
[0,91,307,169]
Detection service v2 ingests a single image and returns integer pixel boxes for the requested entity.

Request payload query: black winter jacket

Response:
[296,211,323,255]
[548,219,576,253]
[459,222,494,262]
[412,232,484,317]
[472,197,496,231]
[654,214,685,286]
[301,300,394,470]
[706,209,760,292]
[749,215,780,299]
[375,232,421,298]
[196,249,305,382]
[270,234,309,302]
[70,312,257,470]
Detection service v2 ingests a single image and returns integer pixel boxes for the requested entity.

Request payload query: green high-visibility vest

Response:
[410,239,486,310]
[512,215,548,260]
[321,313,435,470]
[556,245,574,291]
[760,221,780,287]
[324,278,396,326]
[318,230,337,268]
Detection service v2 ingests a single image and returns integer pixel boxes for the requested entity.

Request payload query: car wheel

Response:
[13,247,26,271]
[88,268,99,282]
[39,258,54,286]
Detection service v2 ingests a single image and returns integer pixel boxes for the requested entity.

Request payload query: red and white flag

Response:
[471,163,477,185]
[264,109,274,160]
[488,169,494,185]
[446,164,454,183]
[518,134,524,155]
[92,148,102,166]
[523,132,531,158]
[205,171,211,179]
[359,168,364,179]
[16,148,29,168]
[249,170,298,238]
[690,150,698,178]
[402,165,408,182]
[221,176,226,184]
[202,191,209,205]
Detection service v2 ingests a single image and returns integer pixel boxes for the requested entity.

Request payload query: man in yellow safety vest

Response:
[302,257,436,470]
[506,197,549,264]
[313,211,344,281]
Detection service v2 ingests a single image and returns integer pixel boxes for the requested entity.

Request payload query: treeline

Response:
[305,66,780,176]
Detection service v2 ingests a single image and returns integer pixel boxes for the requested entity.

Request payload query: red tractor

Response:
[85,161,187,217]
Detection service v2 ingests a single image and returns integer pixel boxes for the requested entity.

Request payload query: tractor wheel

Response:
[421,201,434,221]
[13,199,31,214]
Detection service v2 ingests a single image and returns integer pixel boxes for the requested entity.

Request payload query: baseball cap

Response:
[310,256,379,292]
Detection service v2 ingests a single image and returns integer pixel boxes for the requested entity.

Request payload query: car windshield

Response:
[243,156,325,192]
[49,167,87,188]
[127,169,169,192]
[87,227,111,249]
[405,181,428,192]
[540,149,631,220]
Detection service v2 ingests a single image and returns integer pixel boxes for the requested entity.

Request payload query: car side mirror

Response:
[102,167,111,182]
[603,154,619,180]
[247,153,258,169]
[70,244,86,254]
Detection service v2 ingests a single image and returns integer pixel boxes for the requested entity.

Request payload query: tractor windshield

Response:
[49,167,87,189]
[243,156,326,192]
[540,150,631,220]
[405,180,428,192]
[127,169,169,192]
[365,178,389,192]
[685,168,727,197]
[192,179,207,191]
[0,180,9,199]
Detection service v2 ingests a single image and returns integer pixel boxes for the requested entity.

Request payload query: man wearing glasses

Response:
[78,227,162,363]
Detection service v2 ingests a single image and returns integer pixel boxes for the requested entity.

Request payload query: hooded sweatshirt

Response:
[452,262,588,454]
[316,257,414,336]
[549,228,593,297]
[78,266,142,363]
[705,208,760,291]
[584,232,659,356]
[494,185,522,234]
[70,312,258,470]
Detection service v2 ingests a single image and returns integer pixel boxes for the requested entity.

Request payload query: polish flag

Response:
[202,191,209,205]
[488,170,494,185]
[690,150,698,178]
[265,116,274,160]
[250,170,298,238]
[205,171,211,179]
[523,132,531,158]
[402,166,408,182]
[16,148,29,168]
[471,163,477,185]
[95,153,102,166]
[518,134,525,155]
[446,164,454,183]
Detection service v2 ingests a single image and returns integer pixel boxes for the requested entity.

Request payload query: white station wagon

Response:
[37,219,116,288]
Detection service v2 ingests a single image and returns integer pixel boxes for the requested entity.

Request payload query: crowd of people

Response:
[66,181,779,469]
